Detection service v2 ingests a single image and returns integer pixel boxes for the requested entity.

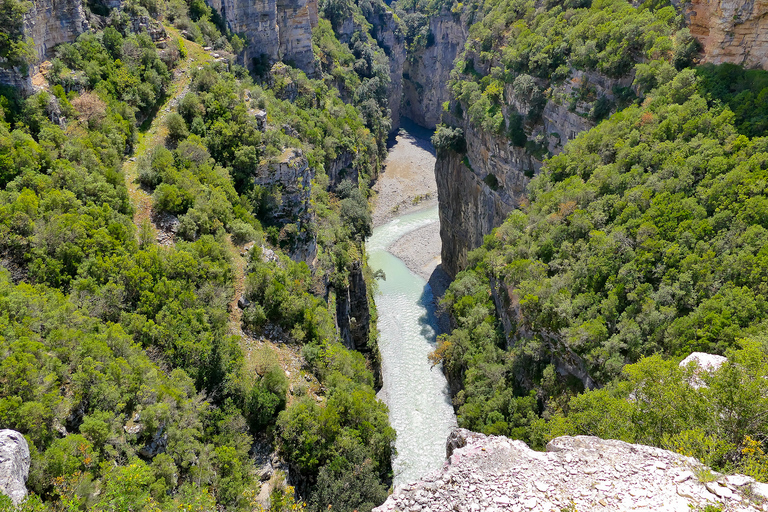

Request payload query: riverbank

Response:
[372,119,451,333]
[373,119,439,227]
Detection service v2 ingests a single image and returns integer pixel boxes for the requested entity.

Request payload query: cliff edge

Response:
[374,429,768,512]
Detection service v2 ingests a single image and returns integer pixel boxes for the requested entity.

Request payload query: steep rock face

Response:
[208,0,317,75]
[685,0,768,70]
[25,0,90,62]
[369,10,406,131]
[437,68,632,277]
[374,429,768,512]
[336,261,371,354]
[436,146,520,278]
[0,0,90,91]
[402,13,468,129]
[254,148,316,265]
[0,430,30,506]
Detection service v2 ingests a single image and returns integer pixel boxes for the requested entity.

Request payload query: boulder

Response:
[0,430,30,505]
[680,352,728,389]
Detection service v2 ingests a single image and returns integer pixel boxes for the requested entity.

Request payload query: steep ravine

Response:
[368,125,456,486]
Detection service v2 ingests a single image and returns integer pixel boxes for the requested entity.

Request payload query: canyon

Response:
[4,0,768,508]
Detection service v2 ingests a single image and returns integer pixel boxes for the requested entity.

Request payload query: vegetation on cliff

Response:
[0,0,35,72]
[434,60,768,477]
[0,0,400,507]
[446,0,695,148]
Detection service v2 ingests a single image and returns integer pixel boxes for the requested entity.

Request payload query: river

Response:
[367,126,457,487]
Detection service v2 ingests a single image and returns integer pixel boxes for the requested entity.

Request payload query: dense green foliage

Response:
[446,0,693,145]
[431,125,466,154]
[48,28,175,119]
[436,67,768,459]
[0,0,398,506]
[696,63,768,138]
[312,9,394,157]
[0,272,253,509]
[544,338,768,480]
[0,85,265,509]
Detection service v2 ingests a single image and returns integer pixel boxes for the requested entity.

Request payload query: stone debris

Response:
[373,429,768,512]
[0,430,30,505]
[152,211,180,246]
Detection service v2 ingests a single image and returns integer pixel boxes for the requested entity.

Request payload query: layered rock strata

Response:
[207,0,318,75]
[374,429,768,512]
[0,430,30,506]
[684,0,768,70]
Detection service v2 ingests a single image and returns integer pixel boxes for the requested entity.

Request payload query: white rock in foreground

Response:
[680,352,728,389]
[680,352,727,372]
[0,430,30,505]
[374,429,766,512]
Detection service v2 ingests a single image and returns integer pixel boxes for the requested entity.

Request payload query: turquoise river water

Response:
[367,206,457,487]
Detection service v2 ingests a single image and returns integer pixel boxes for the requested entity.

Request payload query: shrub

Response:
[431,125,466,154]
[166,112,189,142]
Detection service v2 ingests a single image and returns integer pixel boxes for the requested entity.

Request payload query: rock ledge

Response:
[374,429,768,512]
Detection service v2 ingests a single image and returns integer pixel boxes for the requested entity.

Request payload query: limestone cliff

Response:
[208,0,317,75]
[335,261,373,365]
[368,9,407,131]
[436,67,631,277]
[374,429,768,512]
[0,0,90,91]
[684,0,768,70]
[24,0,90,63]
[402,12,468,130]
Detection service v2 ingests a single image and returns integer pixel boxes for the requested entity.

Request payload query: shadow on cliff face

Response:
[416,263,451,339]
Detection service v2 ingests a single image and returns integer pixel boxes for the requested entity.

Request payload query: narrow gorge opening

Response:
[367,119,456,486]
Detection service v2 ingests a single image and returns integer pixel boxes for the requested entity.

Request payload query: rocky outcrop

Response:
[254,148,314,227]
[0,430,30,506]
[208,0,317,75]
[402,13,468,129]
[0,0,90,92]
[436,147,518,278]
[336,260,371,355]
[374,429,768,512]
[680,352,728,389]
[24,0,90,63]
[684,0,768,70]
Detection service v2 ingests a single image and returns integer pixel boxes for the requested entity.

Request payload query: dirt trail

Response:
[122,27,211,243]
[120,26,318,409]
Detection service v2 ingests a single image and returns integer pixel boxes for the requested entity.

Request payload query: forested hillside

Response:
[4,0,768,505]
[431,0,768,481]
[0,0,401,508]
